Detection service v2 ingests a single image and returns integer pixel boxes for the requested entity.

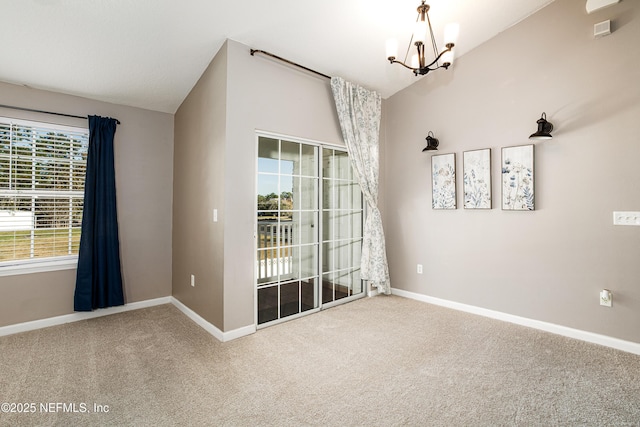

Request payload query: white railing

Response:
[257,221,293,282]
[257,256,292,281]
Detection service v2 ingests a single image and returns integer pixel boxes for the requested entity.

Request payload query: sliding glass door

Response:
[256,135,363,327]
[321,148,363,306]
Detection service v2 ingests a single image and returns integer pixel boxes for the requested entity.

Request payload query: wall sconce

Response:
[529,112,554,140]
[422,131,439,151]
[586,0,619,14]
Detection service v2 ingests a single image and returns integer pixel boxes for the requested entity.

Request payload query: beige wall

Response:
[383,0,640,343]
[173,39,344,332]
[224,39,344,331]
[224,40,342,331]
[0,82,174,327]
[173,43,228,329]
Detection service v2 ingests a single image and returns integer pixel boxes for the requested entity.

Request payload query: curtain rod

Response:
[0,104,121,125]
[250,49,332,80]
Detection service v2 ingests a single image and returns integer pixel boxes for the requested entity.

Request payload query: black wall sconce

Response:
[422,131,439,151]
[529,112,554,140]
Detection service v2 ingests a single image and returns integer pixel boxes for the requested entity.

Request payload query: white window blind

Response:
[0,117,89,266]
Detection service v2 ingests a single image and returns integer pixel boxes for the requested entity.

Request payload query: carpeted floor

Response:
[1,295,639,426]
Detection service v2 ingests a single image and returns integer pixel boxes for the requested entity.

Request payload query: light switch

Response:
[213,209,218,222]
[613,211,640,226]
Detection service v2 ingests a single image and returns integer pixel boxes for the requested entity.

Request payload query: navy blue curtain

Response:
[74,116,124,311]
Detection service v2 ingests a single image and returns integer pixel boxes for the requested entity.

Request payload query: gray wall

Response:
[383,0,640,343]
[172,39,344,332]
[0,82,174,327]
[173,43,228,329]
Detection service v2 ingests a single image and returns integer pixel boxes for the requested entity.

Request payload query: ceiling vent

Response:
[586,0,620,14]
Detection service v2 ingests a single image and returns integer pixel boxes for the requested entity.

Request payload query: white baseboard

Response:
[0,296,172,338]
[12,287,628,352]
[169,296,255,342]
[0,295,257,343]
[223,324,257,342]
[391,288,640,356]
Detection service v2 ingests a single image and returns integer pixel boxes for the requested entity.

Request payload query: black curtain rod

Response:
[250,49,332,80]
[0,104,121,125]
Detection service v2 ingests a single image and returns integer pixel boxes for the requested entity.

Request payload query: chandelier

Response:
[386,1,459,76]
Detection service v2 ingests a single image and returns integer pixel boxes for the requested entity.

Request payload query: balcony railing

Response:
[257,221,293,282]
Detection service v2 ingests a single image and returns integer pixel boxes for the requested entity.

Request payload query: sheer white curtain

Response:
[331,77,391,295]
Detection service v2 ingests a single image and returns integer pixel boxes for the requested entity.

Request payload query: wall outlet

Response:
[613,211,640,226]
[190,274,195,287]
[417,264,423,274]
[600,289,612,307]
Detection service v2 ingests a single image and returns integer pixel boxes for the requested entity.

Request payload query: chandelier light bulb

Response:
[411,54,420,69]
[386,38,398,60]
[444,23,460,46]
[413,20,428,44]
[440,49,454,66]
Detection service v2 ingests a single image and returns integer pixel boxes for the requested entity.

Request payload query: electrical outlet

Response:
[190,274,195,287]
[417,264,423,274]
[600,289,612,307]
[613,211,640,226]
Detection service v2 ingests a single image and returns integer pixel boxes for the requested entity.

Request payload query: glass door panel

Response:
[321,272,334,304]
[257,285,278,324]
[301,144,318,177]
[299,177,318,210]
[257,138,363,327]
[280,140,300,175]
[257,137,320,325]
[321,148,364,306]
[258,138,279,173]
[334,269,351,301]
[279,281,301,318]
[298,212,318,245]
[300,278,317,313]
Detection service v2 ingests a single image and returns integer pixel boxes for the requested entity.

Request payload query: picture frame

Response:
[431,153,456,209]
[501,144,534,211]
[463,148,491,209]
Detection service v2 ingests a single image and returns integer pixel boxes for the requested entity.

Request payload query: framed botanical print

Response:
[431,153,456,209]
[463,148,491,209]
[501,144,534,211]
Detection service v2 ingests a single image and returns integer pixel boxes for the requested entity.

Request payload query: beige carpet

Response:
[1,295,639,426]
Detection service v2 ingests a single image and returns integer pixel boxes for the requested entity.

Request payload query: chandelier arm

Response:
[388,59,418,72]
[422,45,453,70]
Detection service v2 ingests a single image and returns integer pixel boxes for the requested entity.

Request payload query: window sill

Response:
[0,257,78,277]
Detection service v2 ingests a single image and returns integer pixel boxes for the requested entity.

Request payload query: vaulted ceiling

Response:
[0,0,555,113]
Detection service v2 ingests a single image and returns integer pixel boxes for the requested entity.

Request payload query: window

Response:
[0,117,89,271]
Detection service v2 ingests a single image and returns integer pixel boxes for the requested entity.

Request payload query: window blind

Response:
[0,117,89,265]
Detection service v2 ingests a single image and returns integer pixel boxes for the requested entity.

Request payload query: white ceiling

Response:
[0,0,555,114]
